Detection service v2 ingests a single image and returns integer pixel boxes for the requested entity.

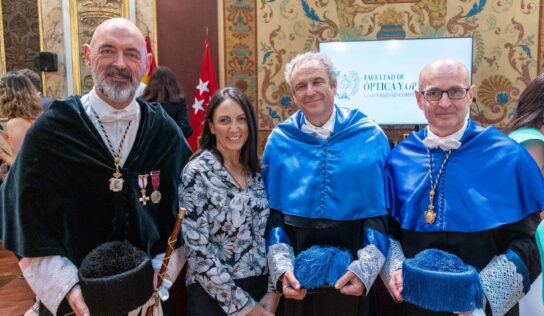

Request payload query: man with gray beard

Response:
[1,18,192,315]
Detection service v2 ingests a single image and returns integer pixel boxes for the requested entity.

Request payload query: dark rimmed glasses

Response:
[419,87,470,101]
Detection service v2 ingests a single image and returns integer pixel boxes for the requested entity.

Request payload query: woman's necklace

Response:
[226,163,247,190]
[425,148,451,224]
[92,108,132,192]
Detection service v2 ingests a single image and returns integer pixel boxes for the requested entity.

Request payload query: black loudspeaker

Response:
[39,52,58,72]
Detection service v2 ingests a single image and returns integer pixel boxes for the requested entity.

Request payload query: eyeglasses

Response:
[419,87,470,101]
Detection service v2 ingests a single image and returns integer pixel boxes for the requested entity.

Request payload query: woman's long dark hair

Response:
[194,87,260,175]
[507,73,544,132]
[141,66,183,103]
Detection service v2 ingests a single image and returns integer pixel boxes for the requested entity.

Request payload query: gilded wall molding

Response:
[152,0,157,59]
[539,0,544,72]
[0,2,5,75]
[69,0,129,95]
[135,0,157,61]
[38,0,47,92]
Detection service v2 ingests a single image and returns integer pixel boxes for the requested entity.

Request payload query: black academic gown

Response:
[1,96,192,314]
[381,215,541,316]
[267,211,386,316]
[380,123,543,316]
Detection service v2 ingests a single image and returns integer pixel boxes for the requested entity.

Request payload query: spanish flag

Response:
[142,36,157,84]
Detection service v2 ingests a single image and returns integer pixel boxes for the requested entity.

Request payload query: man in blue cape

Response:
[262,52,390,316]
[1,18,191,315]
[381,59,543,316]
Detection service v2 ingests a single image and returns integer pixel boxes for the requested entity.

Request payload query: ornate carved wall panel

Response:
[222,0,544,149]
[1,0,40,72]
[70,0,128,95]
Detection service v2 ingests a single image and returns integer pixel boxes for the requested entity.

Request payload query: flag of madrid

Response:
[188,38,218,151]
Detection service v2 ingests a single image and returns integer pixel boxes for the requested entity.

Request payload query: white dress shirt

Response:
[300,107,336,140]
[423,119,468,151]
[81,88,140,166]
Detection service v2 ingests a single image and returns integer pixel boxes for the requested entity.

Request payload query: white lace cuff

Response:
[22,256,79,315]
[347,244,385,293]
[267,243,294,291]
[480,254,525,316]
[379,239,405,294]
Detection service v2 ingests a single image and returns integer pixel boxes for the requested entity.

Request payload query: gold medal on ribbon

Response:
[425,149,451,225]
[109,156,124,192]
[91,108,132,193]
[150,170,162,204]
[424,209,436,224]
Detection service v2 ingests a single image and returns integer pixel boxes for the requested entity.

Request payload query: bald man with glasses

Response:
[380,59,543,316]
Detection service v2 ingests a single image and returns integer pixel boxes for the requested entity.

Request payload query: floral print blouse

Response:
[181,150,270,315]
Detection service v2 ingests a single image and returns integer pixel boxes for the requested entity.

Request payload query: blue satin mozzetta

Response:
[266,227,291,249]
[505,249,531,294]
[362,228,389,257]
[262,106,390,220]
[386,120,544,232]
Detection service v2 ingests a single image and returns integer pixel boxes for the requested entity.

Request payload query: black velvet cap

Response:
[78,241,154,316]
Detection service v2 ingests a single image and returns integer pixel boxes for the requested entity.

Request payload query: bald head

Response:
[83,18,151,109]
[418,59,470,90]
[90,18,145,50]
[415,58,474,137]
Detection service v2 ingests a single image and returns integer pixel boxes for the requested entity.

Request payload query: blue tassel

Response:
[402,249,483,313]
[294,246,352,289]
[327,249,352,286]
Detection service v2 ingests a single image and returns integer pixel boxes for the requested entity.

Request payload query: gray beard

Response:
[92,70,139,103]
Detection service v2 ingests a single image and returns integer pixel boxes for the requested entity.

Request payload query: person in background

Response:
[1,18,191,316]
[142,66,193,138]
[382,59,542,316]
[263,52,390,316]
[508,73,544,174]
[0,71,42,166]
[181,87,279,316]
[18,68,54,111]
[0,70,43,316]
[507,74,544,316]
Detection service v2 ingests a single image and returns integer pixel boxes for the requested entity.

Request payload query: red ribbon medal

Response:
[138,174,149,205]
[150,170,162,204]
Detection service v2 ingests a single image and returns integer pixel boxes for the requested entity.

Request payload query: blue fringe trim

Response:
[362,228,389,257]
[266,227,291,250]
[402,249,483,312]
[505,249,530,294]
[294,246,352,289]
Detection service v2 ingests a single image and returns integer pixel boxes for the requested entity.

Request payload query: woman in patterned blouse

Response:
[181,87,279,316]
